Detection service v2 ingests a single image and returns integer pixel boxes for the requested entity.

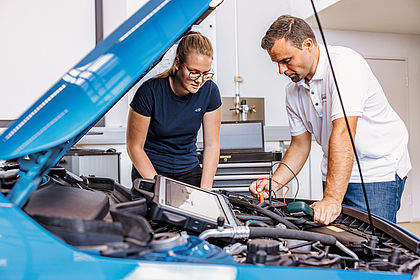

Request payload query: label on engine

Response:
[326,226,344,232]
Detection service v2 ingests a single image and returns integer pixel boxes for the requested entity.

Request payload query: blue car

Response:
[1,0,419,279]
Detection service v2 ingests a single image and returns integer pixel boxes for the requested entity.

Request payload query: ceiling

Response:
[306,0,420,35]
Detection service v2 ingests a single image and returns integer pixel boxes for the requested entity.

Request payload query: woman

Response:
[126,31,221,190]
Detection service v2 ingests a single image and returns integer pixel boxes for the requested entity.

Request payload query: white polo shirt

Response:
[285,44,411,183]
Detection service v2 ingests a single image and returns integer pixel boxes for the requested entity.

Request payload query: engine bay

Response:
[1,163,420,275]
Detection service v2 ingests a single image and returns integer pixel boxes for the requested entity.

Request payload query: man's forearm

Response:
[310,117,358,225]
[272,132,312,190]
[273,144,308,185]
[324,120,356,203]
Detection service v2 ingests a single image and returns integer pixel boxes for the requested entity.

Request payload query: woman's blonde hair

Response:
[155,31,213,78]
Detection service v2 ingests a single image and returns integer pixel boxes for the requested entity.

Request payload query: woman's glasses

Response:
[184,65,214,81]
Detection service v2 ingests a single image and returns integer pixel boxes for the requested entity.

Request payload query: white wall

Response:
[214,0,292,126]
[0,0,96,120]
[290,0,340,19]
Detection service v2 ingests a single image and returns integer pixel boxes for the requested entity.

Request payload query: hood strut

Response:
[7,142,72,208]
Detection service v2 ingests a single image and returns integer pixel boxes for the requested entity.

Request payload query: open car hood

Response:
[0,0,219,207]
[0,0,217,159]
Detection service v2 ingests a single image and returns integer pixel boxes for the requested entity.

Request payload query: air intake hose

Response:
[249,227,337,246]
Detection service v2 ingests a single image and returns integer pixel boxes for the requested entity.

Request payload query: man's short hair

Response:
[261,15,317,51]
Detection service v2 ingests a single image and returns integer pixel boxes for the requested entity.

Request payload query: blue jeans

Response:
[323,174,406,223]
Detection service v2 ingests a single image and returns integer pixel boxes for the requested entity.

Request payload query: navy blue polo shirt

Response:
[130,76,221,173]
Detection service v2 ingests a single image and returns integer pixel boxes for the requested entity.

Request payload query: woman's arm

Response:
[126,108,157,180]
[200,107,221,190]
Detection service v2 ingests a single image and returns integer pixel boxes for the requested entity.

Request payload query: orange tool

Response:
[257,190,268,203]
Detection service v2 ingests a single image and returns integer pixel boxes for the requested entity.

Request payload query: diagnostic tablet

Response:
[148,175,238,232]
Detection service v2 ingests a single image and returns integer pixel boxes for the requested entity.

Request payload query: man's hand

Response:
[249,179,279,199]
[310,198,342,225]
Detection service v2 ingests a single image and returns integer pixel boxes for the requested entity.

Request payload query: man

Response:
[249,15,411,225]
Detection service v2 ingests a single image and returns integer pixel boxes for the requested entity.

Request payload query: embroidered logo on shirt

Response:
[194,108,202,112]
[322,93,327,104]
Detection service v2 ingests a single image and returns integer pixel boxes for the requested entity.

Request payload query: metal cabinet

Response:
[199,151,281,196]
[60,149,121,183]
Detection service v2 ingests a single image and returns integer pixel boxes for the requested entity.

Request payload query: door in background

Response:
[366,58,412,222]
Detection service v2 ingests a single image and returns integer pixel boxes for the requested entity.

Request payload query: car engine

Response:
[1,164,420,276]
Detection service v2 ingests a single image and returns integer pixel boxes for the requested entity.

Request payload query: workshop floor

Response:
[397,222,420,237]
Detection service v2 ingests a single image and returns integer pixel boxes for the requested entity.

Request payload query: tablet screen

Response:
[165,179,227,222]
